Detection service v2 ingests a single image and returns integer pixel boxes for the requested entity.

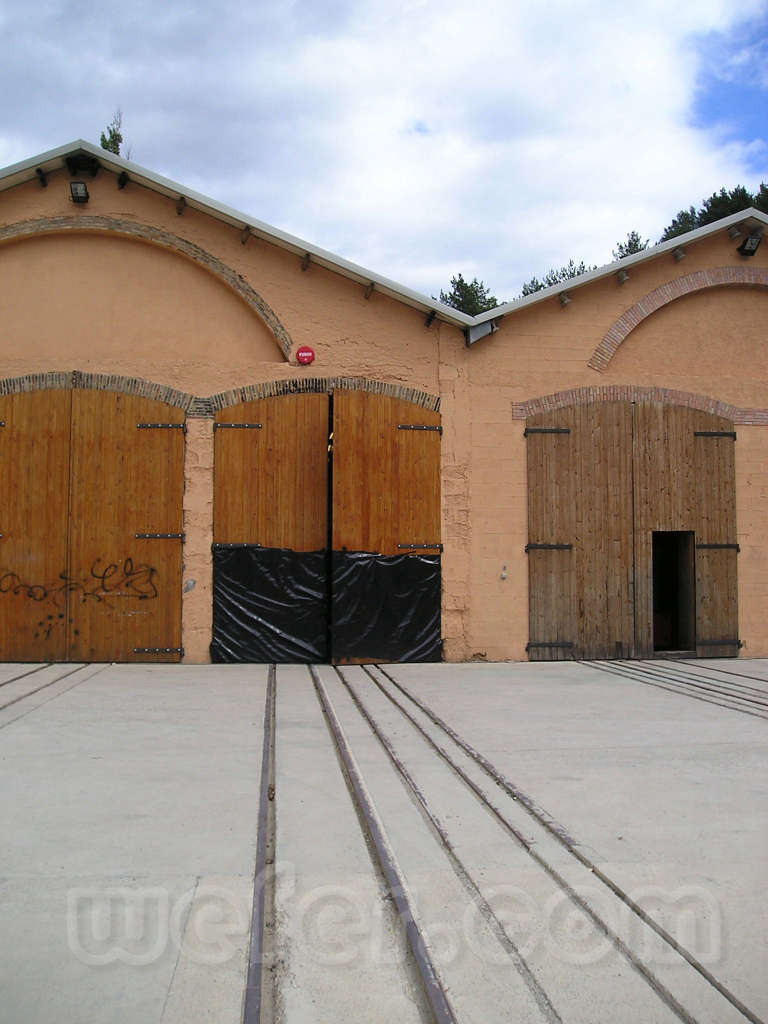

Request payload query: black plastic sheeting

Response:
[331,552,441,663]
[211,546,328,663]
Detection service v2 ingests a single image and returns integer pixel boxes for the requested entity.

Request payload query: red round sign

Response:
[296,346,315,365]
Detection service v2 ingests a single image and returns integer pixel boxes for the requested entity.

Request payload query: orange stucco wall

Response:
[1,162,766,662]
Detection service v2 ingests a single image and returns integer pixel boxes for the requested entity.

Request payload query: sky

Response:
[1,0,767,302]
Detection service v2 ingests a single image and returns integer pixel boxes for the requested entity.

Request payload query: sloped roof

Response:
[1,140,766,342]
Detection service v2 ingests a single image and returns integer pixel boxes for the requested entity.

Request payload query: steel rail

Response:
[310,665,457,1024]
[373,664,765,1024]
[243,664,276,1024]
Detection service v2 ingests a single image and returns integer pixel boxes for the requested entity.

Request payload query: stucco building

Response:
[0,141,766,663]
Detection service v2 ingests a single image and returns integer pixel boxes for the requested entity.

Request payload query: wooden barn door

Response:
[211,388,442,663]
[527,400,738,661]
[67,392,185,662]
[0,389,184,663]
[211,394,329,662]
[526,402,633,660]
[331,390,442,663]
[633,405,738,658]
[0,391,72,661]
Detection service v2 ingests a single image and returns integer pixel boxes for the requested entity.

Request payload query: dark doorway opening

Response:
[652,531,696,653]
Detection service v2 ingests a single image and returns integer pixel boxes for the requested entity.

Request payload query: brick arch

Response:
[0,370,196,410]
[208,376,441,412]
[0,215,293,358]
[512,384,768,425]
[588,266,768,372]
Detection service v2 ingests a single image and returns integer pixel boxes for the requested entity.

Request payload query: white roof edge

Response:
[472,207,768,326]
[0,140,474,329]
[2,142,765,337]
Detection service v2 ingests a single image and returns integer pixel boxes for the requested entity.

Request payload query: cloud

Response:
[1,0,767,299]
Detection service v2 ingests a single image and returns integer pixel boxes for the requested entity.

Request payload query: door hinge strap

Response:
[212,542,264,549]
[526,641,574,649]
[525,543,573,552]
[696,639,743,647]
[135,532,185,540]
[696,543,740,551]
[694,430,736,439]
[134,647,184,655]
[524,427,571,436]
[214,422,263,430]
[137,422,187,432]
[397,543,443,551]
[397,424,442,434]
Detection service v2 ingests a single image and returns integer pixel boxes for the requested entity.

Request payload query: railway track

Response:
[0,663,106,729]
[583,659,768,719]
[253,663,764,1024]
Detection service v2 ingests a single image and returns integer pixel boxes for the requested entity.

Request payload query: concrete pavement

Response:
[0,659,765,1023]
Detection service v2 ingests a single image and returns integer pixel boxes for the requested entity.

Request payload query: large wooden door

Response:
[527,401,738,660]
[0,389,184,663]
[332,390,442,663]
[0,390,71,661]
[211,389,442,663]
[211,394,329,662]
[67,392,185,662]
[633,405,738,658]
[526,402,634,661]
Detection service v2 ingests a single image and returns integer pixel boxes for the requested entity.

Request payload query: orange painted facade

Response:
[1,148,766,662]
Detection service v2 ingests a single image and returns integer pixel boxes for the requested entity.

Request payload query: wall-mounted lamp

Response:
[69,181,89,203]
[673,247,686,262]
[738,233,762,257]
[616,269,630,285]
[728,225,742,240]
[559,291,571,307]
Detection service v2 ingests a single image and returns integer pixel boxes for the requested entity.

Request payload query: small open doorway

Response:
[652,531,696,653]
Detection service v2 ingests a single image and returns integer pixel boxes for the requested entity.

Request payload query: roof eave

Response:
[0,140,474,330]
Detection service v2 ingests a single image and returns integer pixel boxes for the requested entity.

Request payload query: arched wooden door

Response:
[0,389,184,662]
[211,388,441,663]
[526,401,738,660]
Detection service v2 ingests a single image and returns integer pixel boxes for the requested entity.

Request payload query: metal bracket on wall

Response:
[526,641,574,650]
[135,532,185,540]
[525,543,573,552]
[134,647,185,655]
[397,424,442,435]
[137,422,187,433]
[213,422,263,430]
[524,427,571,436]
[696,543,740,552]
[397,543,443,550]
[694,431,737,439]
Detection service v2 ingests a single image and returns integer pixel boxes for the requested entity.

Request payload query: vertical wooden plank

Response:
[67,392,185,662]
[332,391,441,555]
[0,390,71,661]
[213,394,328,550]
[693,414,738,657]
[525,408,576,661]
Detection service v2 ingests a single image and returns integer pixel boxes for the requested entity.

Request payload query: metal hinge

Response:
[695,639,743,648]
[524,427,571,436]
[526,641,574,650]
[696,543,740,552]
[212,542,263,549]
[134,647,184,655]
[397,543,443,551]
[135,532,185,540]
[525,543,573,552]
[397,424,442,435]
[694,430,736,439]
[214,422,263,430]
[137,422,187,433]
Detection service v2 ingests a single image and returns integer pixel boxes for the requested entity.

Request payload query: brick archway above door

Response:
[513,385,768,426]
[588,266,768,372]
